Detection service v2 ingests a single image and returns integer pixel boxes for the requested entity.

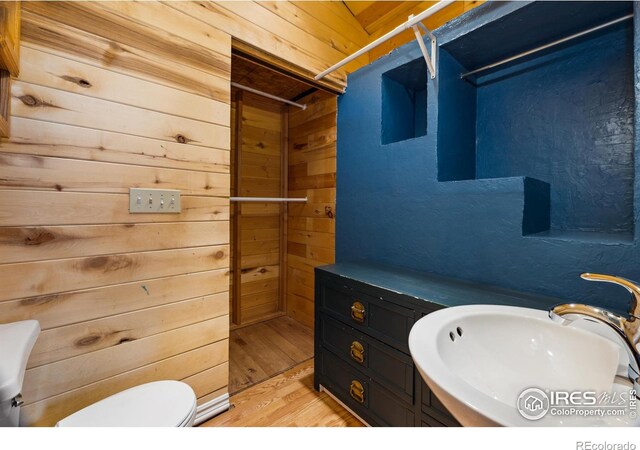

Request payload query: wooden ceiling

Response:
[231,54,316,101]
[343,1,427,35]
[343,1,484,61]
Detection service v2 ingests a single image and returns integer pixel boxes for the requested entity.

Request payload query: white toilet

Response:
[0,320,198,427]
[55,380,197,427]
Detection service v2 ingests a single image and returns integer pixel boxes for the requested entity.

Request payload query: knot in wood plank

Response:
[18,94,38,107]
[60,75,93,88]
[24,229,56,246]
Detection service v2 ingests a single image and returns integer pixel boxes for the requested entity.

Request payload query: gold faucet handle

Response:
[581,273,640,319]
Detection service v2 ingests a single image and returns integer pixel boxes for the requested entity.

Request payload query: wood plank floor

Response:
[229,315,314,394]
[201,359,364,427]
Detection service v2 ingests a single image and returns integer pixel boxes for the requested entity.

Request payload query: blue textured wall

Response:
[336,1,639,311]
[436,50,476,181]
[475,24,634,234]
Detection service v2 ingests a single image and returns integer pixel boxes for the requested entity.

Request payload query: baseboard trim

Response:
[319,384,370,427]
[194,393,230,426]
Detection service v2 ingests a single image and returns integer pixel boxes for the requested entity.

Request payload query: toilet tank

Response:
[0,320,40,427]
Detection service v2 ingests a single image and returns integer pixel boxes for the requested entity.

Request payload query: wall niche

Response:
[381,58,428,145]
[437,1,635,242]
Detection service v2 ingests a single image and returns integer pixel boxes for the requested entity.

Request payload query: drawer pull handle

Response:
[350,301,365,323]
[349,380,365,404]
[350,340,365,364]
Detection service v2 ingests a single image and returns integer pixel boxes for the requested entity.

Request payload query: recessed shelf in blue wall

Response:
[381,58,428,145]
[437,4,635,240]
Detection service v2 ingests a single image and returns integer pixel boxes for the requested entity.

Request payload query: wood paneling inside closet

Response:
[228,58,337,330]
[287,91,337,328]
[231,90,286,326]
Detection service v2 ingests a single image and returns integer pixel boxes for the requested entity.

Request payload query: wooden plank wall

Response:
[0,29,230,430]
[0,3,232,427]
[0,1,368,427]
[173,0,369,88]
[232,91,286,326]
[286,91,337,328]
[231,95,237,320]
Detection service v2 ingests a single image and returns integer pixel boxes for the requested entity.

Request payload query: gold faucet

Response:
[549,273,640,395]
[581,273,640,318]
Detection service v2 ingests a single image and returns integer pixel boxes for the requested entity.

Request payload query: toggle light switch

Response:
[129,188,181,214]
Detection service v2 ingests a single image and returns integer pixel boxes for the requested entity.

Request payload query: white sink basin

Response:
[409,305,639,426]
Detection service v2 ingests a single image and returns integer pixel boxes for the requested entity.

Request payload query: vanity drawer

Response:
[319,280,414,352]
[320,315,414,404]
[421,380,460,426]
[318,350,415,427]
[420,413,459,427]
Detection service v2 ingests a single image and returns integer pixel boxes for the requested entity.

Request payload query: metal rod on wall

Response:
[314,0,455,80]
[460,14,634,79]
[231,82,307,109]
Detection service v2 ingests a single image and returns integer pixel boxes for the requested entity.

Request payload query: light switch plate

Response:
[129,188,181,214]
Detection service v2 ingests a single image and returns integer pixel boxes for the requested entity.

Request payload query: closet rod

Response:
[230,197,308,203]
[461,13,634,79]
[315,0,455,80]
[231,82,307,110]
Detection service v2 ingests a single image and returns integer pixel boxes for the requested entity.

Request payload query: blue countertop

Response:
[317,261,565,311]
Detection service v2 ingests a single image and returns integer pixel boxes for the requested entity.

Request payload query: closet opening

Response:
[229,50,337,394]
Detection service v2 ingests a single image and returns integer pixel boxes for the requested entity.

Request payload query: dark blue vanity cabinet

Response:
[314,262,557,427]
[314,264,457,427]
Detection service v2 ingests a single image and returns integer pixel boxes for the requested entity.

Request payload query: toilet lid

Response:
[57,381,197,427]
